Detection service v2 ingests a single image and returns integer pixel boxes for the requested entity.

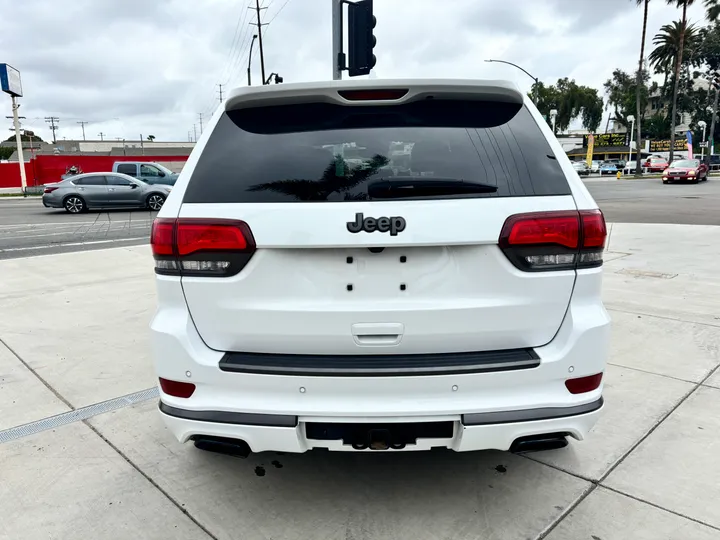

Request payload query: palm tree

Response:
[147,135,156,142]
[664,0,698,164]
[634,0,650,175]
[649,20,699,82]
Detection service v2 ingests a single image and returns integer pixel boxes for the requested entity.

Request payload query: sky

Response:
[0,0,712,143]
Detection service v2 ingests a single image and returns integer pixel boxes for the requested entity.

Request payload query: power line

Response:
[267,0,293,25]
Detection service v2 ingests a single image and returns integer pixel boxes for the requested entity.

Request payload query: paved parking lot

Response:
[1,223,719,539]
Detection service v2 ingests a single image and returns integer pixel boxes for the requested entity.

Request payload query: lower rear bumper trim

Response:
[159,402,298,428]
[462,397,603,426]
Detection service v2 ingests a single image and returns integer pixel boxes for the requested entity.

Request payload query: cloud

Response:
[0,0,711,141]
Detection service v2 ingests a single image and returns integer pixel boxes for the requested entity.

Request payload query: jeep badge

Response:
[347,212,406,236]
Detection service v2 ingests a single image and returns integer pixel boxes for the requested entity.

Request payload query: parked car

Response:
[112,162,179,185]
[149,79,609,457]
[662,159,709,184]
[599,161,619,175]
[644,157,669,173]
[572,161,591,176]
[42,172,171,213]
[622,159,645,174]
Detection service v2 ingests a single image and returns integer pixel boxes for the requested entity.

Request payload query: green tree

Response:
[696,22,720,158]
[0,146,14,160]
[530,78,603,133]
[634,0,651,174]
[604,69,655,128]
[147,135,156,142]
[644,113,672,139]
[649,20,700,85]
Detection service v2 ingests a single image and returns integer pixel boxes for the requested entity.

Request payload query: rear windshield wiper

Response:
[367,177,498,199]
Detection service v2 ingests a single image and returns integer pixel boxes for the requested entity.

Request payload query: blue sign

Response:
[686,130,693,146]
[0,64,22,97]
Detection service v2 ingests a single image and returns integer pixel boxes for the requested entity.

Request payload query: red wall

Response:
[0,155,190,189]
[0,162,34,188]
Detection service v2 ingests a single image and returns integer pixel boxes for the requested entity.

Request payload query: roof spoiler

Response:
[225,79,524,111]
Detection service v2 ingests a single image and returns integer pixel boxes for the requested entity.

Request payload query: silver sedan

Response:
[42,172,172,213]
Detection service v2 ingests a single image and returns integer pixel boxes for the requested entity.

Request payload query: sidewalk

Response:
[1,225,719,540]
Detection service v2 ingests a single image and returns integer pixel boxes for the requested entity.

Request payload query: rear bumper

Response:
[159,398,603,452]
[150,267,610,452]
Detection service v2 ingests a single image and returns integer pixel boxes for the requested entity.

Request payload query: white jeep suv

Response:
[150,79,609,456]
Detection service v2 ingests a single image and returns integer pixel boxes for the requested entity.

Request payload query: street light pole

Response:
[698,120,707,160]
[627,115,635,167]
[484,59,539,101]
[247,34,258,86]
[550,109,558,135]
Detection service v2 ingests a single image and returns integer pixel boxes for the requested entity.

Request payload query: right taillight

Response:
[499,209,606,272]
[43,187,58,194]
[151,218,256,277]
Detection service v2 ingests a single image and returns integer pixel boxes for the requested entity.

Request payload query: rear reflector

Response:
[151,218,256,277]
[565,373,603,394]
[499,210,607,272]
[159,377,196,398]
[338,89,409,101]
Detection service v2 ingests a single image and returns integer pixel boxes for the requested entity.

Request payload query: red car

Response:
[645,157,669,172]
[662,159,709,184]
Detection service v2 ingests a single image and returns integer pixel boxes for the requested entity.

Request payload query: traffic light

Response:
[347,0,376,77]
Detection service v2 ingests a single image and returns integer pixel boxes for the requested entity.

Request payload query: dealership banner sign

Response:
[582,133,629,147]
[648,138,688,152]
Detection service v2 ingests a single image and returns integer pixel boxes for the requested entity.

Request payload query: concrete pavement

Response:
[1,223,719,539]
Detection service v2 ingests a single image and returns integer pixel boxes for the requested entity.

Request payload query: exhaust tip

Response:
[191,435,251,458]
[510,433,569,454]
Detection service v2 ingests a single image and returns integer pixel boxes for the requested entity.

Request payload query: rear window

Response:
[183,100,571,204]
[116,164,137,175]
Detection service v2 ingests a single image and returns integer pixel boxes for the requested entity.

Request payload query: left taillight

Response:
[499,209,607,272]
[151,218,256,277]
[43,187,58,194]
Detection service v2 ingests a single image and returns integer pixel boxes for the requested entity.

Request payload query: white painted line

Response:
[0,221,101,229]
[5,226,151,241]
[0,237,148,253]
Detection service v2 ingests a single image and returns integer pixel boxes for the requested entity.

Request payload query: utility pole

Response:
[140,134,144,156]
[44,116,59,143]
[217,83,224,103]
[77,120,88,141]
[250,0,267,84]
[7,101,27,195]
[198,112,204,135]
[98,132,105,141]
[193,124,198,142]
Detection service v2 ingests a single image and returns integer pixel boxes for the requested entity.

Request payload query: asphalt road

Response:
[0,177,718,259]
[0,198,158,259]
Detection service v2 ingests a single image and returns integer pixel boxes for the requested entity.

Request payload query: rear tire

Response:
[147,193,166,211]
[63,196,86,214]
